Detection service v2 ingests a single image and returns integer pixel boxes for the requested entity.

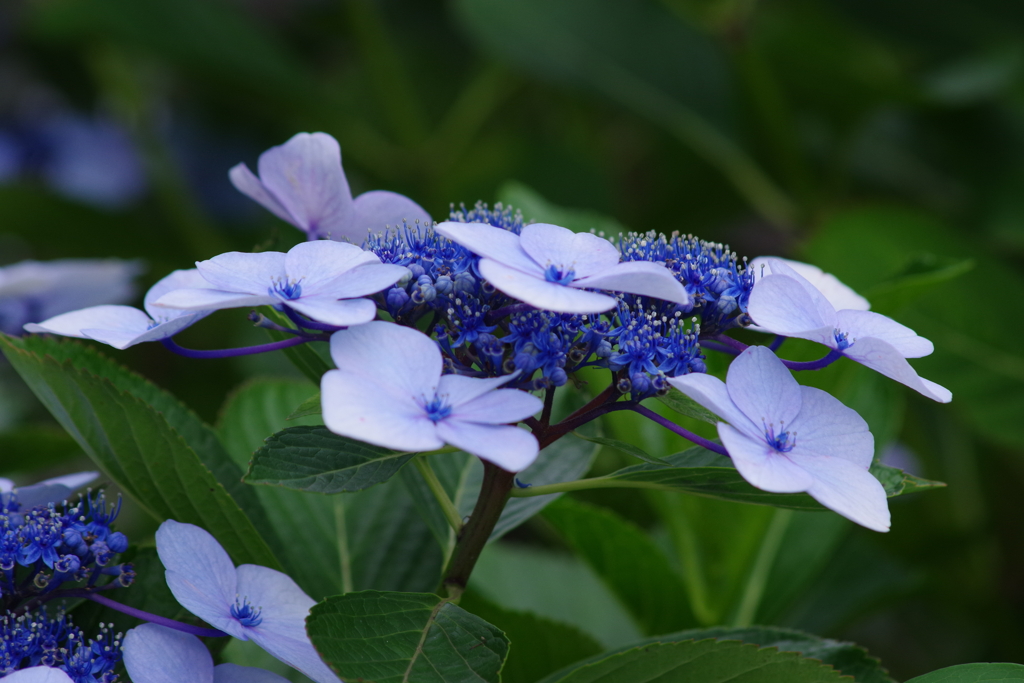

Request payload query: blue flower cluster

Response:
[0,610,122,682]
[619,230,755,334]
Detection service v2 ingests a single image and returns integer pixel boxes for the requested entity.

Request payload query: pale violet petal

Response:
[283,240,381,294]
[751,256,870,312]
[235,565,317,660]
[156,520,239,634]
[196,251,288,295]
[123,624,214,683]
[725,346,802,429]
[308,263,409,300]
[436,421,539,472]
[764,258,841,322]
[665,372,761,440]
[0,478,12,493]
[248,631,341,683]
[153,288,277,312]
[328,321,441,398]
[519,223,619,279]
[24,305,152,341]
[352,189,432,241]
[836,309,933,358]
[95,314,209,348]
[436,372,518,409]
[321,370,443,452]
[256,132,354,240]
[144,268,217,320]
[843,337,952,402]
[789,386,874,467]
[287,296,377,327]
[718,423,813,493]
[748,274,835,337]
[479,259,616,313]
[214,664,292,683]
[2,667,76,683]
[435,222,541,276]
[575,261,690,306]
[448,388,543,425]
[229,162,296,226]
[791,455,891,532]
[13,471,98,509]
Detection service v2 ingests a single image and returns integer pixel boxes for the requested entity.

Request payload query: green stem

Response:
[731,507,792,627]
[414,455,463,533]
[334,497,353,595]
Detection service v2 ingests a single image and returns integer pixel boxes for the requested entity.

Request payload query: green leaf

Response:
[655,387,720,425]
[535,637,849,683]
[0,334,280,568]
[459,591,603,683]
[864,254,974,316]
[287,391,322,421]
[572,432,668,465]
[904,663,1024,682]
[307,591,509,683]
[219,380,443,597]
[581,444,942,510]
[246,425,415,494]
[543,498,699,635]
[497,181,628,236]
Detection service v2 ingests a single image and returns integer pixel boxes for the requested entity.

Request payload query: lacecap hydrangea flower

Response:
[230,131,431,242]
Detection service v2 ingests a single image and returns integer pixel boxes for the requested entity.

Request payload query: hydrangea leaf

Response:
[863,254,974,316]
[535,637,849,683]
[220,380,441,598]
[245,425,416,494]
[306,591,508,683]
[571,432,669,465]
[903,662,1024,682]
[286,391,321,421]
[0,334,280,568]
[543,498,699,636]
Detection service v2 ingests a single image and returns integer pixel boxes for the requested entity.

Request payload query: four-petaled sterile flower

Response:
[124,623,289,683]
[230,132,431,243]
[321,321,544,472]
[748,257,951,403]
[153,241,408,328]
[748,256,870,312]
[669,345,890,532]
[435,221,690,314]
[156,520,340,683]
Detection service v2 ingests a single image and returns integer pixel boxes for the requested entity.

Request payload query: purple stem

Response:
[161,336,319,359]
[79,592,228,638]
[768,335,787,351]
[711,335,749,353]
[700,340,740,356]
[484,302,534,325]
[631,404,729,457]
[781,349,843,371]
[285,307,343,333]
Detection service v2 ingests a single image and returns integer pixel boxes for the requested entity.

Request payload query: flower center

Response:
[230,596,263,627]
[544,264,576,286]
[422,393,452,423]
[269,278,304,300]
[763,420,796,453]
[833,328,853,351]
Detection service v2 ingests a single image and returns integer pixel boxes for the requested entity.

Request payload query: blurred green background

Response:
[3,0,1024,679]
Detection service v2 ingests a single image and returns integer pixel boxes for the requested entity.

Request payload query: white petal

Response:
[836,309,933,358]
[725,346,803,429]
[575,261,689,306]
[283,240,381,293]
[434,221,541,275]
[13,471,98,509]
[257,132,355,239]
[155,520,240,635]
[665,372,760,439]
[519,223,619,279]
[789,386,874,467]
[288,296,378,327]
[153,288,277,312]
[144,268,217,319]
[751,256,870,311]
[321,370,443,452]
[2,668,75,683]
[123,625,214,683]
[479,259,616,313]
[214,664,292,683]
[436,421,540,472]
[437,372,518,408]
[718,423,813,493]
[352,189,432,239]
[229,162,296,226]
[85,315,207,349]
[447,388,543,425]
[748,273,835,336]
[791,455,891,532]
[197,251,287,295]
[302,261,409,300]
[328,321,441,397]
[24,305,152,341]
[248,631,341,683]
[843,337,952,402]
